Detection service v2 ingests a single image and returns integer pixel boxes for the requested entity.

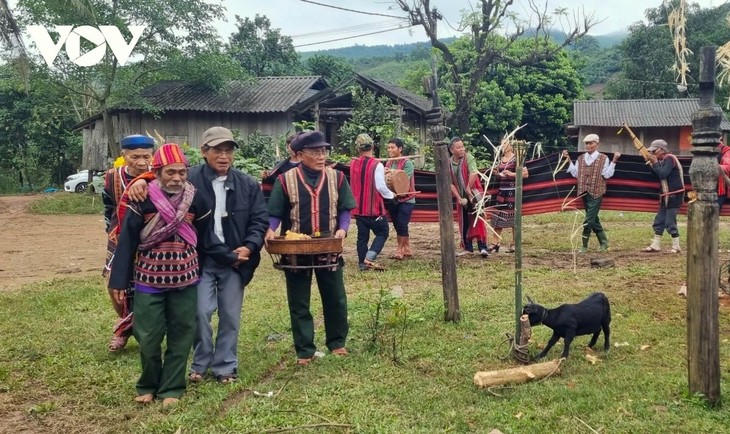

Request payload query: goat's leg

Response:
[602,322,611,352]
[536,333,561,359]
[560,330,576,358]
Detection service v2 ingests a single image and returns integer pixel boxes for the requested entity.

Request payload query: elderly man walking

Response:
[562,134,621,252]
[126,127,268,385]
[102,134,154,352]
[109,143,241,406]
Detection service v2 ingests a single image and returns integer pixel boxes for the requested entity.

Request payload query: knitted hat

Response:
[120,134,154,149]
[355,133,374,150]
[152,143,189,169]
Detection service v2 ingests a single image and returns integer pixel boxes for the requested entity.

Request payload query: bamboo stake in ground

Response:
[473,359,561,388]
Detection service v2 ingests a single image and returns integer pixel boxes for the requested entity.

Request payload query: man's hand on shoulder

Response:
[127,179,149,202]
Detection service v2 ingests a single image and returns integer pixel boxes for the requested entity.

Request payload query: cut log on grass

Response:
[473,359,562,388]
[519,314,531,347]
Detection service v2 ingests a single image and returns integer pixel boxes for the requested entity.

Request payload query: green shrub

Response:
[28,192,104,215]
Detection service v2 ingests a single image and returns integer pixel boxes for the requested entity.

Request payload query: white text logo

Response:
[27,25,146,67]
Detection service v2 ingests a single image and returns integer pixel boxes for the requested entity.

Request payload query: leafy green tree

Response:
[0,64,82,192]
[227,14,301,77]
[338,86,421,160]
[16,0,227,160]
[304,54,353,87]
[395,0,596,136]
[605,1,730,100]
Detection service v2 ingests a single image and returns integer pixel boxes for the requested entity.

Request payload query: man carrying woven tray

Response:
[109,143,243,406]
[265,131,357,366]
[643,139,684,254]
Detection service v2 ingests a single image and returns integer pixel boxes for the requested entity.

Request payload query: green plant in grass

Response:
[366,288,409,363]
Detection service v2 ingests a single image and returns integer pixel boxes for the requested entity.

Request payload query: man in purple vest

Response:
[562,134,621,252]
[350,133,395,271]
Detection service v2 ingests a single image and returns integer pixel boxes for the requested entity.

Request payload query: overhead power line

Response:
[294,25,413,48]
[298,0,406,19]
[291,20,404,39]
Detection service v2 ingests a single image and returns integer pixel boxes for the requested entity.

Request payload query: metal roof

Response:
[120,76,330,114]
[574,98,730,130]
[354,73,433,114]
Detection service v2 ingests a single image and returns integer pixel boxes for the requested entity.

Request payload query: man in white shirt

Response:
[350,133,395,271]
[562,134,621,252]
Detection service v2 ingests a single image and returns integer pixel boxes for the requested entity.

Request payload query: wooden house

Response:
[569,99,730,156]
[317,73,433,147]
[75,76,333,169]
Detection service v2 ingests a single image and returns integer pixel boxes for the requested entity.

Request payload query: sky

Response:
[215,0,725,51]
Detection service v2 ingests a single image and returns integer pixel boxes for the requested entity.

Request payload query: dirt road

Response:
[0,196,106,291]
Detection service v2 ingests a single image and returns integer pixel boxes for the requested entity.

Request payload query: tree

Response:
[227,14,301,77]
[0,64,82,191]
[395,0,596,135]
[0,0,30,87]
[304,54,353,87]
[16,0,227,161]
[605,1,730,100]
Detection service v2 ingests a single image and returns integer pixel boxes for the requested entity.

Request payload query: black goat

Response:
[522,292,611,359]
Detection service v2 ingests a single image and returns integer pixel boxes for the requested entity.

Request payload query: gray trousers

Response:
[190,257,244,378]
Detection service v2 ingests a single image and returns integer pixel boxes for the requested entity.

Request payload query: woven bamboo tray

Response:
[265,236,343,255]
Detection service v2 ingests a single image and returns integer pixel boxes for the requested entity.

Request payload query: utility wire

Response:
[291,20,404,39]
[299,0,406,19]
[294,25,413,48]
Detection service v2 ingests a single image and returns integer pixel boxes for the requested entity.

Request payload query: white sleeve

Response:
[602,157,616,179]
[566,160,578,178]
[374,163,395,199]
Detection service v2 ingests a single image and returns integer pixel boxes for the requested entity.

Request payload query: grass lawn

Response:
[1,211,730,433]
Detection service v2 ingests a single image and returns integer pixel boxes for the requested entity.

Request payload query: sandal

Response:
[389,252,404,260]
[505,245,515,253]
[188,372,204,383]
[487,243,500,253]
[217,373,237,384]
[643,246,661,252]
[296,356,315,366]
[363,259,386,271]
[108,335,129,352]
[331,347,349,356]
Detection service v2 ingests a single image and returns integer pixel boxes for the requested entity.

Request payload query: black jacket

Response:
[187,163,269,286]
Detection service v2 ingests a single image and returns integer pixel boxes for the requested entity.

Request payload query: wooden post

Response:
[426,49,460,322]
[687,46,721,406]
[513,141,527,343]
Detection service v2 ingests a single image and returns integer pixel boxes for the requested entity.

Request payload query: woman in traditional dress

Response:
[489,140,528,253]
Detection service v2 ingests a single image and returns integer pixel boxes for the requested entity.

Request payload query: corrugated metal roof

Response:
[355,73,432,114]
[574,98,730,129]
[120,76,329,114]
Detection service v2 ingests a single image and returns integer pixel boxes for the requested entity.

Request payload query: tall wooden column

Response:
[686,46,721,406]
[425,56,460,322]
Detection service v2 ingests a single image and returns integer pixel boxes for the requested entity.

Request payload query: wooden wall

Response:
[81,110,292,167]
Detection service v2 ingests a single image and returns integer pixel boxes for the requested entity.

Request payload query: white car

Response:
[64,170,103,193]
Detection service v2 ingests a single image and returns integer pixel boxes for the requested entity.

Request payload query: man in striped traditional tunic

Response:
[102,134,154,352]
[351,133,395,270]
[109,143,240,406]
[562,134,621,253]
[266,131,357,366]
